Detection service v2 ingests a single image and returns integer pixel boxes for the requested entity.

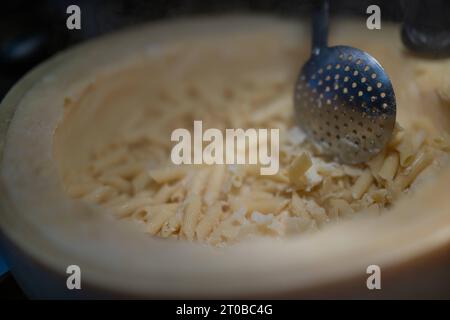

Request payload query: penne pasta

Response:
[160,212,182,237]
[188,168,210,197]
[182,195,202,240]
[196,202,223,241]
[150,183,176,203]
[112,197,156,218]
[378,152,400,182]
[82,185,117,204]
[98,174,131,194]
[204,165,226,205]
[367,151,385,178]
[149,166,189,184]
[393,148,434,190]
[352,170,373,200]
[91,147,128,173]
[146,204,180,235]
[131,171,151,193]
[396,134,419,167]
[110,162,145,179]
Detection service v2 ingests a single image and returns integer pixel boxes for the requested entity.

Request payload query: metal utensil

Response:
[294,0,396,164]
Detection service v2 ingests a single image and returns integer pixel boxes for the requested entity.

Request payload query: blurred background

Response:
[0,0,449,299]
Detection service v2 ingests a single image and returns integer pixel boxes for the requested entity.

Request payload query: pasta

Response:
[378,152,400,182]
[98,174,131,194]
[393,147,434,190]
[196,202,224,241]
[204,165,226,205]
[352,170,374,200]
[64,69,449,246]
[82,185,117,204]
[131,171,151,193]
[182,195,202,240]
[145,204,180,235]
[149,166,189,184]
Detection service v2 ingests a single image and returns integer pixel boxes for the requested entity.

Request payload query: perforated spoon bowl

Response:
[294,1,396,164]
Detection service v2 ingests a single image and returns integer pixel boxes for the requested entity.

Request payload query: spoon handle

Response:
[311,0,329,54]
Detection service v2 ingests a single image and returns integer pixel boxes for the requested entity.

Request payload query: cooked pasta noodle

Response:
[182,194,202,240]
[378,152,400,182]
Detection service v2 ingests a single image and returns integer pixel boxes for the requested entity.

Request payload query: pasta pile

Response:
[65,73,450,246]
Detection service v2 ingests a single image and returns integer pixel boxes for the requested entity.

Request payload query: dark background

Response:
[0,0,448,299]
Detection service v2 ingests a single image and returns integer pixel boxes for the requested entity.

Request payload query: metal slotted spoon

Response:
[294,0,396,164]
